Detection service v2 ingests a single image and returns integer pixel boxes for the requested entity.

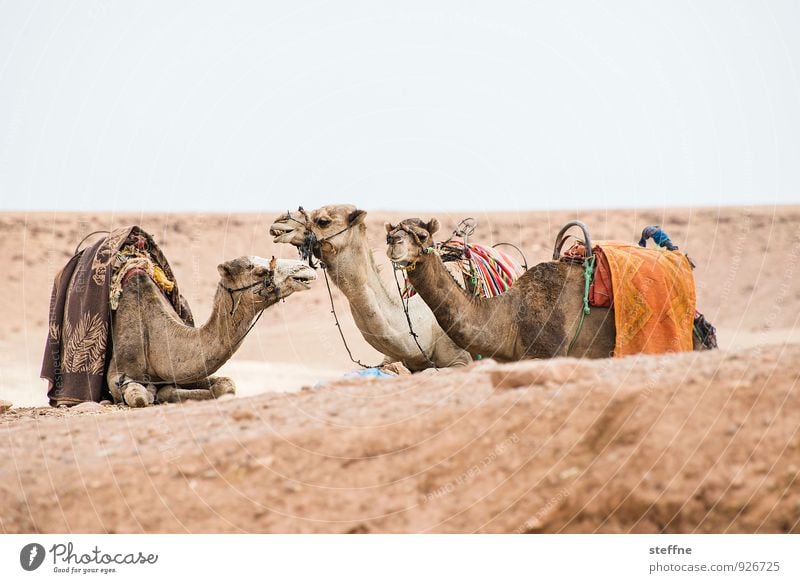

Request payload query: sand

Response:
[0,205,798,532]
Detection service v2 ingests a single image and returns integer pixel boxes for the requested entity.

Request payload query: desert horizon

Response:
[2,204,798,407]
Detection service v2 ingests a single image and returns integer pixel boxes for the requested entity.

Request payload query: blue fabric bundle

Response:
[639,226,679,251]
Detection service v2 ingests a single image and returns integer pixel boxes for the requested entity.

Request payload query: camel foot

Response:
[156,385,179,403]
[123,382,155,408]
[209,377,236,399]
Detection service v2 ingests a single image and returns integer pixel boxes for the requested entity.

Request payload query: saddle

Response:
[554,221,716,355]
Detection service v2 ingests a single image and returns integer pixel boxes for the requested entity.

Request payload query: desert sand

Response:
[1,205,799,532]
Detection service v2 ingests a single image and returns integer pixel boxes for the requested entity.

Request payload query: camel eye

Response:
[315,217,332,227]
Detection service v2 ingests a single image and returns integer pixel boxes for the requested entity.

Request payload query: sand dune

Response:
[1,344,798,533]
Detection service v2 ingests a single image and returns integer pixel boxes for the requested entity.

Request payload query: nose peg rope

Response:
[391,264,438,370]
[320,264,382,369]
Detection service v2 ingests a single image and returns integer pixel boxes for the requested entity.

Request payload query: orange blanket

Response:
[597,241,696,356]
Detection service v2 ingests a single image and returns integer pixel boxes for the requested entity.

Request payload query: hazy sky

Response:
[1,1,799,212]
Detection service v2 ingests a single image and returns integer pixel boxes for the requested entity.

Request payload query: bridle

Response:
[219,256,277,317]
[290,209,381,368]
[386,223,436,272]
[386,222,438,369]
[283,206,361,268]
[217,258,278,347]
[219,276,276,316]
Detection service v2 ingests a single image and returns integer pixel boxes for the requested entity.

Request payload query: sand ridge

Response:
[1,345,798,533]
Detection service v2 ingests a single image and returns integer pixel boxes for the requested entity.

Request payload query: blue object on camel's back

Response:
[639,226,679,251]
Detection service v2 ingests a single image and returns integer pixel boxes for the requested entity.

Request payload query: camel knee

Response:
[108,374,124,404]
[123,382,155,408]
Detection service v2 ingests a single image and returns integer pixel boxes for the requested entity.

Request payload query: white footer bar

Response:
[1,534,796,582]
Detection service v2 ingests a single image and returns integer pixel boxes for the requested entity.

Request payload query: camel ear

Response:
[385,222,395,233]
[217,261,233,279]
[427,218,440,236]
[348,209,367,226]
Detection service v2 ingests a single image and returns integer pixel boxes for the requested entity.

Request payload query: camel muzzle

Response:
[269,222,296,243]
[386,241,411,266]
[288,269,316,290]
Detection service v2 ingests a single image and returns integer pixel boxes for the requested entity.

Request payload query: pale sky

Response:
[1,0,799,213]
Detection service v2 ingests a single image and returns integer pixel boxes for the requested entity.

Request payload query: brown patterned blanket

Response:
[41,226,193,406]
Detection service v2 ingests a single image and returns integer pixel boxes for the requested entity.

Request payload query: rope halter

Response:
[386,221,437,272]
[219,256,278,316]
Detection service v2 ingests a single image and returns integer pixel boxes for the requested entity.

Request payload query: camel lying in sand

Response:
[107,256,316,407]
[386,218,705,361]
[270,205,470,371]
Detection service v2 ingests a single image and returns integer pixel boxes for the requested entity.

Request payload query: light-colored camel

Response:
[386,218,704,361]
[269,205,471,371]
[107,256,316,407]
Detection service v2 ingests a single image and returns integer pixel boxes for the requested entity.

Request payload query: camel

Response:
[269,205,471,371]
[107,256,316,407]
[386,218,703,361]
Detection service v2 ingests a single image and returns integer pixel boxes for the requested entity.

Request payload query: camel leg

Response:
[107,373,155,407]
[155,377,235,403]
[208,376,236,399]
[177,376,236,398]
[108,373,125,404]
[156,385,214,403]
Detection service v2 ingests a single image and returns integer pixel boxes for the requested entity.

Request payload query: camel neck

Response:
[407,253,512,359]
[408,253,476,317]
[191,286,264,374]
[322,230,397,306]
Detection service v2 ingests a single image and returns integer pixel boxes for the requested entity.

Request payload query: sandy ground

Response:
[1,205,799,532]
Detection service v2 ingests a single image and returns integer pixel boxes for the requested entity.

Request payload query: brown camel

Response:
[107,256,316,407]
[386,218,703,361]
[270,205,471,370]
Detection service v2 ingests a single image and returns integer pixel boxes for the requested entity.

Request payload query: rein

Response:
[219,277,275,316]
[386,223,439,369]
[218,264,277,343]
[391,264,437,370]
[320,263,382,369]
[286,210,382,368]
[290,208,359,269]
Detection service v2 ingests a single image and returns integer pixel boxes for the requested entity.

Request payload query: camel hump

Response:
[519,260,579,288]
[120,267,150,290]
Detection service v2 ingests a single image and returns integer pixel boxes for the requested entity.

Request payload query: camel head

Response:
[385,218,440,268]
[269,207,310,246]
[270,204,367,261]
[217,255,317,309]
